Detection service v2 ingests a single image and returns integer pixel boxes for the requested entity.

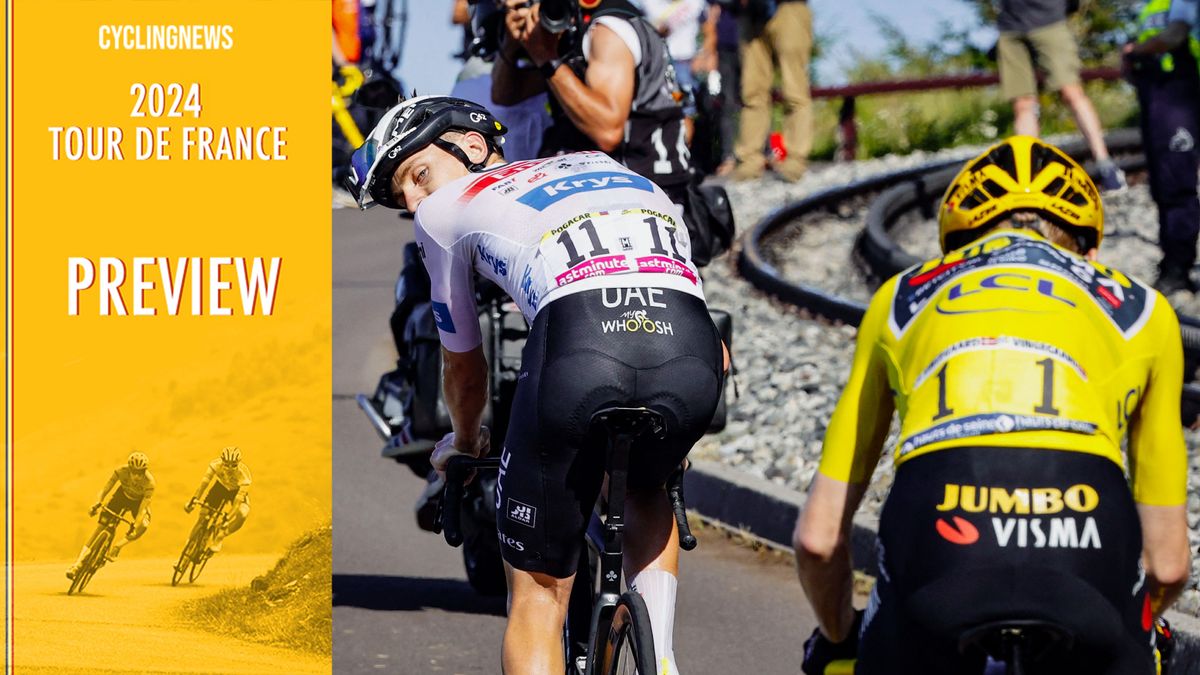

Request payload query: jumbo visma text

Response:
[67,256,282,316]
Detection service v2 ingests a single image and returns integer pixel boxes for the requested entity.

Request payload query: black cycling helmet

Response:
[346,95,508,210]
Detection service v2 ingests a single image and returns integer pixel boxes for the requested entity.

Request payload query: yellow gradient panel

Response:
[9,1,330,671]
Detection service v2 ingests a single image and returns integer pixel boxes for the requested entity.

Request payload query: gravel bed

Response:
[699,148,1200,615]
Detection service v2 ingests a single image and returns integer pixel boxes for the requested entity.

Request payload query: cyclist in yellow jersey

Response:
[793,137,1191,674]
[185,446,251,552]
[66,452,155,578]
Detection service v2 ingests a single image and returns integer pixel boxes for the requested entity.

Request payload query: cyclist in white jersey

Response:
[348,95,726,674]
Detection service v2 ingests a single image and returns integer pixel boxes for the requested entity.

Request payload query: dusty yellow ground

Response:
[12,556,326,673]
[10,329,331,672]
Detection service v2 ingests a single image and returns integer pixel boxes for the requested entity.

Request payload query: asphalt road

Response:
[331,205,821,674]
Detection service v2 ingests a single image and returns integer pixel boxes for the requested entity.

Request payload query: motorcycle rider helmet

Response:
[346,95,508,210]
[938,135,1103,253]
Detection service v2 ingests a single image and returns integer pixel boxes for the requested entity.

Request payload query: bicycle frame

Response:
[440,420,695,675]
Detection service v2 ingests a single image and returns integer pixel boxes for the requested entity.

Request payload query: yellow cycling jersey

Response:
[204,459,252,492]
[107,465,156,500]
[818,229,1187,506]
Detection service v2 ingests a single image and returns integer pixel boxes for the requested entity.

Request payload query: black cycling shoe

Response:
[415,469,445,533]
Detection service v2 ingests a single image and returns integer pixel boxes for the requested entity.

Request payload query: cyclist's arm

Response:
[1129,300,1191,614]
[190,464,216,503]
[96,471,118,505]
[414,212,488,448]
[794,286,895,642]
[236,467,252,502]
[443,345,489,450]
[1139,503,1190,614]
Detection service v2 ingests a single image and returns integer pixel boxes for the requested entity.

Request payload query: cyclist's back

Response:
[415,149,722,575]
[838,231,1179,674]
[795,137,1189,675]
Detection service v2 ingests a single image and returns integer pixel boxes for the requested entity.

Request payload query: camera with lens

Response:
[467,0,581,46]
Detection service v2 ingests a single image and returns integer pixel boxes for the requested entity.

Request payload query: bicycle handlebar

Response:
[666,468,697,551]
[438,456,501,547]
[98,507,136,526]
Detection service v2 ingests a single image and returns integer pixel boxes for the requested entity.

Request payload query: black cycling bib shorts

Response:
[856,446,1155,675]
[495,288,723,578]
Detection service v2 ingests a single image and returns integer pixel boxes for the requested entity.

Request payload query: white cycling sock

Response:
[629,569,680,675]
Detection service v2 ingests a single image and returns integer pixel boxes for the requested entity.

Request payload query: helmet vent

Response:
[1061,187,1089,208]
[981,179,1008,198]
[1043,176,1066,196]
[988,144,1017,178]
[960,189,988,210]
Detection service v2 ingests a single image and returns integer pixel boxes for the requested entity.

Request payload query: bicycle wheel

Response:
[171,535,196,586]
[597,592,657,675]
[70,530,111,595]
[172,516,207,586]
[188,547,210,582]
[189,514,223,583]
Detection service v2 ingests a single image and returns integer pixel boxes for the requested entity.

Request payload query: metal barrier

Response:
[810,67,1124,160]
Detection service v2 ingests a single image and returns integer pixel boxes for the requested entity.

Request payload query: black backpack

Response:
[681,179,736,267]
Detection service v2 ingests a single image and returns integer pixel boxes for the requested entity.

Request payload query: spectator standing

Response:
[731,0,813,182]
[709,1,741,176]
[1125,0,1200,293]
[996,0,1127,190]
[642,0,709,129]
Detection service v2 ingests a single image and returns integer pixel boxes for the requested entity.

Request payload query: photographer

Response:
[492,0,693,208]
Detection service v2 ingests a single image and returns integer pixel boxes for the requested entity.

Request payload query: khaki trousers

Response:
[734,2,813,177]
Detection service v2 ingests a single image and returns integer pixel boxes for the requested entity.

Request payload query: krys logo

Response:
[476,244,508,277]
[517,171,654,211]
[601,309,674,335]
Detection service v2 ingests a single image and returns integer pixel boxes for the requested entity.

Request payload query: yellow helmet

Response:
[937,135,1103,253]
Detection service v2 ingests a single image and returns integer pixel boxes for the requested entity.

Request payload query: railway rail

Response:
[735,129,1200,421]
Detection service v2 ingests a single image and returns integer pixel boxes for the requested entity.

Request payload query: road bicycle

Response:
[172,500,231,586]
[67,507,136,595]
[440,406,698,675]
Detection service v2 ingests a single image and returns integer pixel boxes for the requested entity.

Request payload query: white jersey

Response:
[413,152,705,352]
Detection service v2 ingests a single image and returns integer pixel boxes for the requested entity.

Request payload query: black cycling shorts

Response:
[203,481,237,510]
[104,490,143,518]
[856,446,1155,675]
[496,288,723,578]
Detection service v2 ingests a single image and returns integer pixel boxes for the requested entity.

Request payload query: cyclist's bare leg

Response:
[625,487,682,674]
[68,523,107,573]
[109,512,148,558]
[503,565,574,674]
[222,501,250,538]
